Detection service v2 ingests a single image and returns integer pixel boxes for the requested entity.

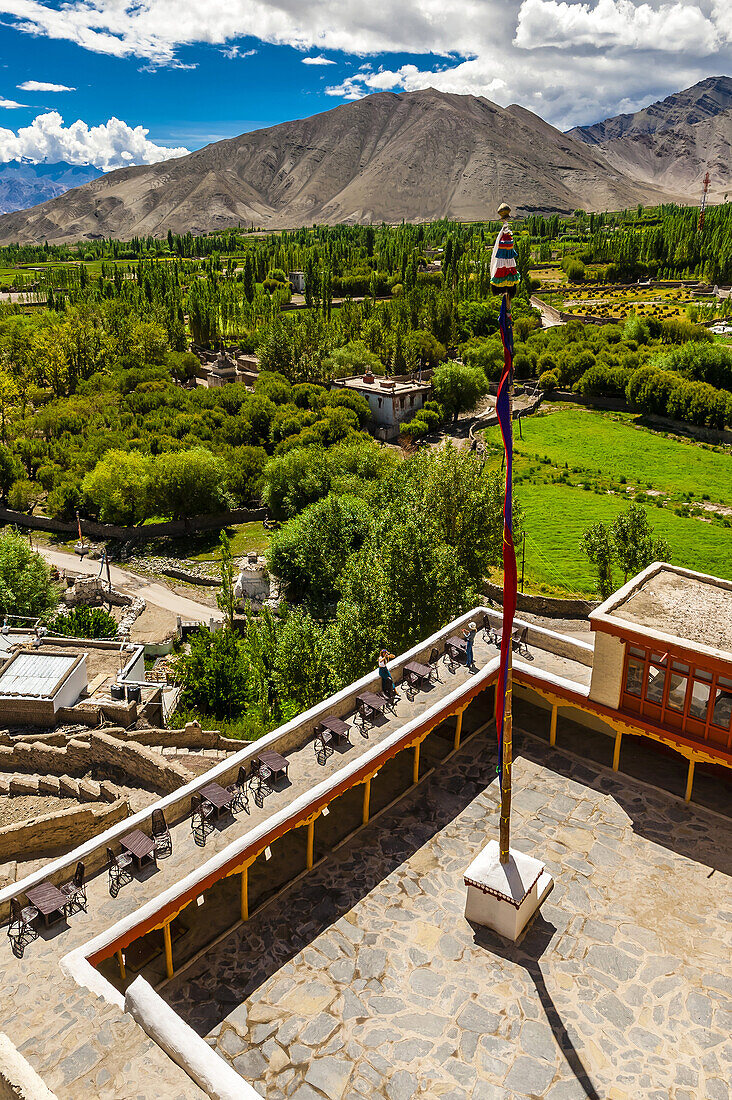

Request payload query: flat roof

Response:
[0,651,77,698]
[335,376,431,395]
[592,563,732,660]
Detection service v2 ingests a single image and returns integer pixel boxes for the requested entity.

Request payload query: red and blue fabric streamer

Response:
[495,296,518,789]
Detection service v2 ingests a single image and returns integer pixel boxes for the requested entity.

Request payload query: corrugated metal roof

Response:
[0,652,76,698]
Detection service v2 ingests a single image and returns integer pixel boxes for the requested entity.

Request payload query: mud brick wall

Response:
[0,800,129,863]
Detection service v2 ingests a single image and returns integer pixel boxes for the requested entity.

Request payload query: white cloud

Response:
[302,55,335,65]
[220,45,256,59]
[0,97,28,108]
[515,0,720,53]
[0,111,189,170]
[0,1,729,128]
[18,80,75,91]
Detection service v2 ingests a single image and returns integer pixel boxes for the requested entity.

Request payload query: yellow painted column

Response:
[163,921,174,980]
[116,950,126,981]
[362,778,371,825]
[240,866,248,922]
[413,742,421,784]
[454,710,464,750]
[306,819,315,870]
[549,704,558,747]
[685,757,695,803]
[612,728,623,771]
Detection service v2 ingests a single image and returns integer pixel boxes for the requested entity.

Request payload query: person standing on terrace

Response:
[464,621,477,669]
[378,649,396,699]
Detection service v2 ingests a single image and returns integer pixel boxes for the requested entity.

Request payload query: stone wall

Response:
[0,771,124,804]
[0,505,268,544]
[482,580,598,619]
[0,733,191,795]
[0,800,129,863]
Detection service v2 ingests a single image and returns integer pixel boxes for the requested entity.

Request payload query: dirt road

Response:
[37,546,222,623]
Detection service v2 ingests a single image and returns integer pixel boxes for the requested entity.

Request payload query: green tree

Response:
[151,447,224,520]
[611,504,670,583]
[225,446,268,505]
[0,529,58,618]
[432,361,489,424]
[273,608,332,713]
[176,625,249,720]
[268,494,372,611]
[216,530,236,629]
[82,450,153,526]
[0,445,21,503]
[580,522,615,599]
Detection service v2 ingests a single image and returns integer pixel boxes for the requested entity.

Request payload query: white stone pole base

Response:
[464,840,554,941]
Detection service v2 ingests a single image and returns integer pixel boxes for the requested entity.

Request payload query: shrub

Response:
[50,606,118,639]
[538,370,559,392]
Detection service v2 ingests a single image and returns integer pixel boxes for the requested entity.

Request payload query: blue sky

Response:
[0,1,729,170]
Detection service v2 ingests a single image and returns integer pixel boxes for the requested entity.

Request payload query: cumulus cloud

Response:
[302,55,335,65]
[515,0,720,53]
[0,0,730,128]
[0,111,189,170]
[0,97,28,108]
[18,80,75,91]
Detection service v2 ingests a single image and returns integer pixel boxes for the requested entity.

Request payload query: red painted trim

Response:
[88,674,496,966]
[517,668,732,767]
[595,623,732,677]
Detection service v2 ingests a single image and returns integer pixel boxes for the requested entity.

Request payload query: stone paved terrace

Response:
[164,729,732,1100]
[0,624,506,1097]
[1,613,724,1099]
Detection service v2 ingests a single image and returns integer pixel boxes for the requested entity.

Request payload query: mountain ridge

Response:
[0,89,679,245]
[569,76,732,201]
[0,160,102,216]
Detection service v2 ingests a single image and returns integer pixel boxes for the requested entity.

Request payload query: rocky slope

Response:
[569,76,732,201]
[0,89,676,245]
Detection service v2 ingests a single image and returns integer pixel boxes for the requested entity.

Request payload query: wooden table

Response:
[26,882,67,927]
[446,635,468,662]
[257,749,289,782]
[355,691,389,726]
[120,828,157,869]
[404,660,432,689]
[200,781,234,819]
[315,716,351,746]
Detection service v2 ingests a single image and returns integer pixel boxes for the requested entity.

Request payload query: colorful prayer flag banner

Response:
[495,296,518,788]
[490,224,520,294]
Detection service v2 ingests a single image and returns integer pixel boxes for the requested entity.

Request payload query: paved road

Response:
[37,546,223,623]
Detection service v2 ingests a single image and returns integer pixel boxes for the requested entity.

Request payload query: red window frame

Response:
[621,642,732,749]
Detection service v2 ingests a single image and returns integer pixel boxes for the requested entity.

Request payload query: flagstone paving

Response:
[163,729,732,1100]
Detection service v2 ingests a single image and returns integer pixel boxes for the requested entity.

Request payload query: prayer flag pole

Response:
[462,202,554,939]
[491,201,519,865]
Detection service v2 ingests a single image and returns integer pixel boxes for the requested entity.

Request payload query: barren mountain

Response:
[569,76,732,201]
[569,75,732,145]
[0,160,101,215]
[0,90,676,245]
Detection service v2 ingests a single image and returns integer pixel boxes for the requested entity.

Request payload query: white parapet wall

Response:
[124,977,259,1100]
[0,1033,58,1100]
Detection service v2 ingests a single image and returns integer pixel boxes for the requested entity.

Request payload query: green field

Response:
[486,407,732,506]
[483,406,732,595]
[515,482,732,595]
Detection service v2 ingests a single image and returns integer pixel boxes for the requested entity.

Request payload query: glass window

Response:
[688,680,711,720]
[666,671,688,713]
[645,657,666,705]
[711,676,732,731]
[625,657,644,698]
[630,646,646,658]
